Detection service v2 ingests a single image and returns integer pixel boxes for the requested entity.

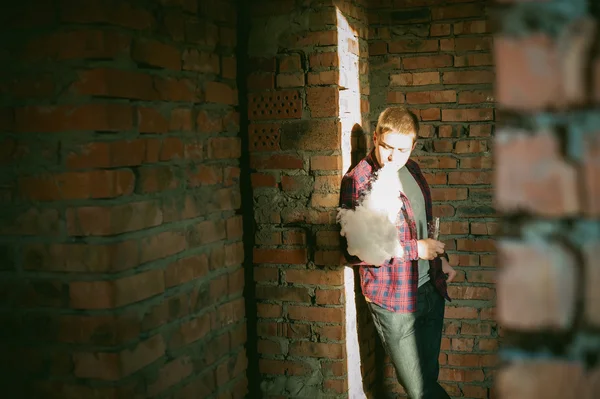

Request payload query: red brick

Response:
[402,55,453,69]
[188,220,226,247]
[60,0,155,30]
[309,52,339,68]
[70,269,164,309]
[205,81,236,105]
[256,285,310,303]
[279,54,301,72]
[66,140,146,169]
[154,77,197,102]
[15,104,133,133]
[250,173,276,188]
[132,38,181,70]
[251,154,304,170]
[583,241,600,327]
[445,306,478,319]
[140,230,187,264]
[495,130,579,216]
[254,248,307,264]
[257,303,283,319]
[311,155,341,171]
[431,188,467,201]
[470,125,493,137]
[454,53,494,67]
[289,341,344,359]
[497,241,576,330]
[219,24,236,47]
[314,175,341,192]
[430,23,451,36]
[442,109,493,122]
[307,70,338,86]
[497,362,586,399]
[286,269,343,286]
[316,289,342,305]
[440,39,454,51]
[478,339,498,352]
[19,170,134,201]
[369,41,388,55]
[148,356,193,396]
[387,92,405,104]
[165,254,209,288]
[391,72,440,86]
[455,140,488,153]
[1,74,55,100]
[432,4,483,20]
[459,90,494,104]
[247,73,275,91]
[71,68,158,100]
[406,90,456,104]
[448,286,494,300]
[197,109,223,133]
[0,207,60,236]
[389,39,438,53]
[183,49,220,73]
[249,57,276,73]
[170,108,192,131]
[277,73,305,88]
[311,193,339,208]
[221,55,237,79]
[259,359,309,375]
[454,37,493,52]
[23,240,138,273]
[582,132,600,216]
[454,20,490,35]
[58,313,139,345]
[208,137,241,159]
[495,34,562,110]
[288,306,343,323]
[23,29,131,61]
[443,71,494,85]
[138,107,168,133]
[294,30,337,47]
[307,87,338,117]
[66,201,162,236]
[439,368,484,383]
[188,165,223,187]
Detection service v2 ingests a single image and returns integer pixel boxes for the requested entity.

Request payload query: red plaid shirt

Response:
[339,150,450,313]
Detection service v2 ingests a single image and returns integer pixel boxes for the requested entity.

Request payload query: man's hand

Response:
[417,239,445,260]
[441,256,457,283]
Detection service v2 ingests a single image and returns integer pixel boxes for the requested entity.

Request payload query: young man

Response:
[339,107,457,399]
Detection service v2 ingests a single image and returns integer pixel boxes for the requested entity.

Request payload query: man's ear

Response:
[412,140,417,150]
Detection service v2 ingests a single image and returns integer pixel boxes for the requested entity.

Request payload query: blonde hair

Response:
[375,107,419,139]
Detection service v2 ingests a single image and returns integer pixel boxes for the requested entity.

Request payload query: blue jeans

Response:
[368,281,450,399]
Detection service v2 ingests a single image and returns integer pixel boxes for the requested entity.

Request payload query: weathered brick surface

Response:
[494,1,600,399]
[0,1,246,398]
[369,0,497,396]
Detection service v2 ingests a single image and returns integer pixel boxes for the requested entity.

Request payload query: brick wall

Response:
[246,0,370,396]
[368,0,497,397]
[0,1,247,398]
[494,0,600,398]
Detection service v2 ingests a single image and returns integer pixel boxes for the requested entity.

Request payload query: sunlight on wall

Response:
[337,7,366,399]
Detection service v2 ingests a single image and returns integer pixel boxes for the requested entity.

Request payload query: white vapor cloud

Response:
[337,163,404,266]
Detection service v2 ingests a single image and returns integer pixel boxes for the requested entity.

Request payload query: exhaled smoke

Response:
[337,163,404,266]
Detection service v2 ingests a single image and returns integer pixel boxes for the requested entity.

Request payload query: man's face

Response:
[373,130,416,171]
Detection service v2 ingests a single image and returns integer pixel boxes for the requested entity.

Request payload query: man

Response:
[339,107,457,399]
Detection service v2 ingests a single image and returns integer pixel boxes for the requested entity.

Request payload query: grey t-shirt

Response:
[398,166,430,287]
